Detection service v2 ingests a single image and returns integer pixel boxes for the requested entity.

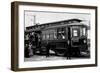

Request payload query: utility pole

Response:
[33,15,36,25]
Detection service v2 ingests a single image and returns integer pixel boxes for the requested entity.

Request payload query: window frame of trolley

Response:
[11,1,98,71]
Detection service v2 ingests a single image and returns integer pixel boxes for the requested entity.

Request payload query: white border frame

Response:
[18,5,96,68]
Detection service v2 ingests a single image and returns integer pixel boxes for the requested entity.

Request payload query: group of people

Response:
[25,32,41,58]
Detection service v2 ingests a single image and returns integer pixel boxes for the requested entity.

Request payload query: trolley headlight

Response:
[84,40,86,43]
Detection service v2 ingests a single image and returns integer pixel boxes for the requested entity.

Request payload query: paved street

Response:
[24,55,67,61]
[24,53,90,62]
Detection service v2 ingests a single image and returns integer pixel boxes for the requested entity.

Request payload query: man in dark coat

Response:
[46,41,50,57]
[65,27,72,59]
[64,40,72,59]
[24,44,30,58]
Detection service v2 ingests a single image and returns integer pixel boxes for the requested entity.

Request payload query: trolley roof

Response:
[42,22,89,30]
[25,19,89,32]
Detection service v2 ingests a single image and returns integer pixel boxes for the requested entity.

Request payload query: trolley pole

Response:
[33,15,36,25]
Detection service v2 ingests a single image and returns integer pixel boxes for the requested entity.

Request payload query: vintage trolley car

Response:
[25,19,90,57]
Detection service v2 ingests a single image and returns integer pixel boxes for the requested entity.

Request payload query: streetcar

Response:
[25,19,90,57]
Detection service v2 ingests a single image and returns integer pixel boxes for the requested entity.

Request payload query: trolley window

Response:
[42,34,45,40]
[82,28,86,36]
[73,30,78,36]
[57,27,66,39]
[46,34,50,40]
[72,28,80,37]
[54,30,57,39]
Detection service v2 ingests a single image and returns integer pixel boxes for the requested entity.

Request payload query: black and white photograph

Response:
[11,1,97,71]
[24,11,91,61]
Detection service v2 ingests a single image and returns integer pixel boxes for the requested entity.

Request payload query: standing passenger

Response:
[66,27,72,59]
[46,41,50,57]
[64,40,72,59]
[35,33,38,48]
[28,43,33,56]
